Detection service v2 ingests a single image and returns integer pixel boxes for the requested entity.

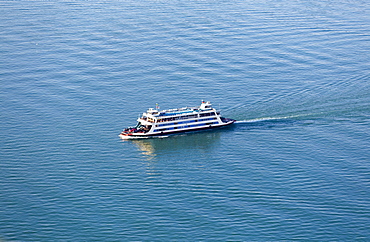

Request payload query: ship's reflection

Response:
[125,129,226,161]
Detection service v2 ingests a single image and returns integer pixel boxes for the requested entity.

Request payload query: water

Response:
[1,0,369,241]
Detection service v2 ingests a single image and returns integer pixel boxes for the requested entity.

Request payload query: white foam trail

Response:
[235,114,306,123]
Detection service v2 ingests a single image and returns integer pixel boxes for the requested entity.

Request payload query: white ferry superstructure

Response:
[119,101,235,139]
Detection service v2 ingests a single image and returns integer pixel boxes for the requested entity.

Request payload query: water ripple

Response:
[1,0,370,241]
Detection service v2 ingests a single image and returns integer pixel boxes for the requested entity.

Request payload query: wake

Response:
[235,114,309,124]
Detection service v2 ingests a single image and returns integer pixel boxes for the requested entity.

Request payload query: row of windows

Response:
[199,112,216,117]
[156,112,216,123]
[156,114,198,123]
[156,117,217,127]
[153,122,219,132]
[141,117,155,123]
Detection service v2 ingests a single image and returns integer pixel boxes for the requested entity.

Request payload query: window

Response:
[199,112,215,117]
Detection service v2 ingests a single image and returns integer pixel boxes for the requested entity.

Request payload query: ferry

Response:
[119,101,235,139]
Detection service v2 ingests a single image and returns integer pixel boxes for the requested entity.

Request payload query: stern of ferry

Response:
[220,117,236,125]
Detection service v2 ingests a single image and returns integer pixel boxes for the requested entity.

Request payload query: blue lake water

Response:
[1,0,370,241]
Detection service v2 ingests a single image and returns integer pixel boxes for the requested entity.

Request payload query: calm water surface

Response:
[1,0,369,241]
